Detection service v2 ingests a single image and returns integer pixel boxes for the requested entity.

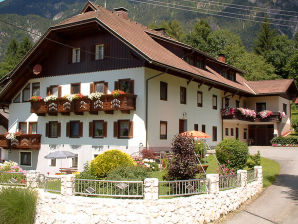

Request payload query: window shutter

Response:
[104,43,110,58]
[46,123,49,137]
[66,122,70,137]
[90,83,94,94]
[129,80,134,94]
[114,81,119,90]
[46,87,51,96]
[89,122,93,137]
[57,122,61,137]
[79,122,83,137]
[103,122,107,137]
[113,121,118,138]
[104,82,108,94]
[128,121,134,138]
[58,86,62,97]
[68,48,73,64]
[90,45,95,61]
[80,47,86,62]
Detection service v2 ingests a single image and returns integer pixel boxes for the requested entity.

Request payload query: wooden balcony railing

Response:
[0,134,41,150]
[30,94,137,115]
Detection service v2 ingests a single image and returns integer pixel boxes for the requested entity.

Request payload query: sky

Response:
[0,0,5,2]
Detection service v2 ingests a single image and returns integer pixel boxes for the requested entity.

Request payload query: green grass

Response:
[0,187,37,224]
[261,157,280,188]
[206,155,220,174]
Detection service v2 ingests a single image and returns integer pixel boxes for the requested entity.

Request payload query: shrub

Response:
[90,150,136,178]
[168,135,198,180]
[0,187,37,224]
[217,163,236,177]
[246,151,261,169]
[292,118,298,133]
[271,136,298,145]
[216,138,249,170]
[76,162,98,180]
[141,149,158,159]
[106,165,148,181]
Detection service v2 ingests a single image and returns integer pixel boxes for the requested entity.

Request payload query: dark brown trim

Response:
[71,83,81,94]
[69,120,81,138]
[180,87,187,104]
[92,120,105,138]
[48,121,59,138]
[117,119,132,139]
[28,122,37,134]
[160,81,168,101]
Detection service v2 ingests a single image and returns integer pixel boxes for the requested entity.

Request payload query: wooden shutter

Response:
[79,122,83,137]
[179,119,184,134]
[80,47,85,63]
[90,83,95,94]
[103,121,107,137]
[128,121,134,138]
[66,122,70,137]
[58,86,62,97]
[104,82,108,94]
[104,43,110,58]
[129,80,134,94]
[89,122,93,137]
[46,87,51,96]
[90,45,95,61]
[194,124,198,131]
[113,121,118,138]
[68,48,73,64]
[57,122,61,137]
[114,81,119,90]
[46,123,49,137]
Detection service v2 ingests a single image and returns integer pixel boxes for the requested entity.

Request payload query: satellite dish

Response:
[33,64,42,75]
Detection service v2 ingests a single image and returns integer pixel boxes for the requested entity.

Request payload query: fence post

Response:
[206,174,219,194]
[61,174,75,196]
[254,166,263,186]
[237,170,247,187]
[144,178,159,200]
[26,170,40,188]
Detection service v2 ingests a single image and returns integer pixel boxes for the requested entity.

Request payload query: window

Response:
[160,81,168,101]
[32,82,40,96]
[256,102,266,113]
[212,95,217,110]
[72,48,80,63]
[50,159,56,167]
[114,120,133,139]
[20,152,31,166]
[212,126,217,141]
[180,87,186,104]
[224,97,230,109]
[89,120,107,138]
[236,100,240,108]
[46,121,61,138]
[68,121,82,138]
[19,122,27,134]
[22,84,30,102]
[225,128,229,136]
[194,124,198,131]
[197,91,203,107]
[47,86,59,97]
[160,121,167,139]
[72,157,78,168]
[71,83,81,94]
[179,119,187,134]
[243,128,247,140]
[29,122,37,134]
[13,93,21,103]
[231,128,234,136]
[116,79,134,93]
[202,125,206,133]
[95,82,105,93]
[283,103,287,115]
[95,44,104,60]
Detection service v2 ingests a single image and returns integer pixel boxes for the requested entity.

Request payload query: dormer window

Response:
[72,48,80,63]
[95,44,104,60]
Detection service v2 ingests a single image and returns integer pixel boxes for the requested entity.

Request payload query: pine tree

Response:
[161,20,185,42]
[17,36,33,61]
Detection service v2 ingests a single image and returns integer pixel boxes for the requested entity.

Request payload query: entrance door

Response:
[249,125,274,146]
[236,128,239,139]
[179,119,187,134]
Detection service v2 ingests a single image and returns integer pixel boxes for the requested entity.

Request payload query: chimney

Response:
[218,54,226,63]
[113,7,129,20]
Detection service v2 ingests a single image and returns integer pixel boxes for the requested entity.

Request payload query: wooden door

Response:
[249,125,274,146]
[179,119,187,134]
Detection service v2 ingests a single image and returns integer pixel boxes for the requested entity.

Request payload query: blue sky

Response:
[0,0,5,2]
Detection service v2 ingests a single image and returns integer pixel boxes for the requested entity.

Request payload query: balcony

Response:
[221,108,283,122]
[0,134,42,150]
[30,94,137,116]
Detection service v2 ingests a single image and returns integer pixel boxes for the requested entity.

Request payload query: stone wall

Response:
[34,167,263,224]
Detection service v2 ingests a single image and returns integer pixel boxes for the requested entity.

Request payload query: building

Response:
[0,1,297,173]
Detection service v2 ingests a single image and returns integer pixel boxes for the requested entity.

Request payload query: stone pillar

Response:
[206,174,219,194]
[254,166,263,185]
[26,170,40,188]
[144,178,159,200]
[237,170,247,187]
[61,174,75,196]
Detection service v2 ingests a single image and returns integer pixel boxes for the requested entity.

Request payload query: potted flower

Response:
[236,108,256,120]
[112,89,125,98]
[258,110,273,119]
[29,96,42,102]
[30,96,46,115]
[279,111,286,119]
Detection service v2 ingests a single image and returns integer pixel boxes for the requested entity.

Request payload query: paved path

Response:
[223,146,298,224]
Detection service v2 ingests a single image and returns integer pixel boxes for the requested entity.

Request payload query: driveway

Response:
[223,146,298,224]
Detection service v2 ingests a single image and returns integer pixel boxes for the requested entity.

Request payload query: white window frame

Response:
[95,44,104,60]
[19,151,32,167]
[72,48,80,63]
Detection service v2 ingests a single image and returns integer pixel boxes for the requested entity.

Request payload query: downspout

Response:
[145,70,167,149]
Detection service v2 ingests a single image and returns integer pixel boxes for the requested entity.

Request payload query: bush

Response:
[216,138,249,170]
[106,165,148,181]
[90,150,136,178]
[246,151,261,169]
[168,135,198,180]
[292,118,298,133]
[271,136,298,145]
[76,162,98,180]
[0,187,37,224]
[141,149,158,159]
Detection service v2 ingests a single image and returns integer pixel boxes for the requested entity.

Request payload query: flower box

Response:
[30,100,47,115]
[74,96,91,113]
[58,99,73,113]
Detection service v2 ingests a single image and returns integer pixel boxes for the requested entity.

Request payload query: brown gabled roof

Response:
[247,79,296,95]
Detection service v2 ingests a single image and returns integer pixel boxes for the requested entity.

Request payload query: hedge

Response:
[271,136,298,146]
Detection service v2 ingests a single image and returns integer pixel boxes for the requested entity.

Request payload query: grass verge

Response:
[261,157,280,188]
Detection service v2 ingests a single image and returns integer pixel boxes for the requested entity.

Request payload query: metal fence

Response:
[219,174,239,190]
[159,178,207,197]
[0,171,26,186]
[43,177,62,193]
[75,179,144,198]
[247,170,256,183]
